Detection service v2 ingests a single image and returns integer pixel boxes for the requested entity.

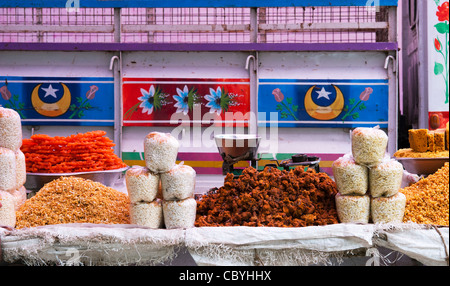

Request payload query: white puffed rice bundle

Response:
[0,147,17,192]
[335,193,370,224]
[130,200,164,229]
[0,107,22,151]
[144,132,180,173]
[15,150,26,190]
[0,190,16,227]
[162,198,197,229]
[351,127,388,167]
[371,192,406,224]
[161,164,196,200]
[8,186,27,211]
[332,155,368,195]
[126,166,160,204]
[369,159,404,198]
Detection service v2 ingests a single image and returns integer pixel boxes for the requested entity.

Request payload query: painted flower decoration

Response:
[138,85,156,115]
[173,85,190,115]
[435,38,442,51]
[0,85,11,101]
[205,86,224,115]
[436,1,449,22]
[85,85,98,100]
[272,88,284,102]
[359,87,373,101]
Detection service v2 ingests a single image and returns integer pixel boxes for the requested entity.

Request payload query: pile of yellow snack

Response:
[394,122,449,158]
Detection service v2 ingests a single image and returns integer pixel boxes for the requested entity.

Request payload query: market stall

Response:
[0,0,449,267]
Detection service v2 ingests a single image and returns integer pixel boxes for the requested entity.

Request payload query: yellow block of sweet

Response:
[435,130,446,152]
[427,132,435,152]
[409,129,428,152]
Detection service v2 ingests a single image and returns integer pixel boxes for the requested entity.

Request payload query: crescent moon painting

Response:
[31,83,72,117]
[304,85,344,120]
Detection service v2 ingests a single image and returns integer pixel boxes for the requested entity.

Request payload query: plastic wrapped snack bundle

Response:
[0,147,16,192]
[15,150,26,189]
[371,192,406,224]
[162,198,197,229]
[144,132,180,173]
[8,186,27,211]
[161,164,196,200]
[335,193,370,224]
[369,159,404,198]
[0,107,22,151]
[0,190,16,227]
[130,200,164,229]
[126,166,160,204]
[351,127,388,167]
[332,155,368,195]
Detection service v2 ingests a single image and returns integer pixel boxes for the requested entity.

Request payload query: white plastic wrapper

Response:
[0,147,16,192]
[332,154,368,195]
[371,192,406,224]
[15,150,26,190]
[351,126,388,167]
[126,166,160,204]
[0,190,16,228]
[130,200,164,229]
[144,132,180,173]
[163,198,197,229]
[369,159,404,198]
[335,193,370,224]
[0,107,22,151]
[8,186,27,211]
[161,163,196,201]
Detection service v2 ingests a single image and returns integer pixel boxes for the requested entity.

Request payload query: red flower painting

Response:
[435,38,441,51]
[436,1,449,22]
[434,1,449,104]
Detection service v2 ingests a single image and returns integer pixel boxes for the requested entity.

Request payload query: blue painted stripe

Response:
[0,0,399,8]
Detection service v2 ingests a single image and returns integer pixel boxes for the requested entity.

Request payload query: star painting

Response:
[41,84,59,98]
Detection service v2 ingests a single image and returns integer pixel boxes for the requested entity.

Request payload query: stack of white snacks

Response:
[127,132,197,229]
[333,127,406,224]
[126,165,163,228]
[0,107,27,228]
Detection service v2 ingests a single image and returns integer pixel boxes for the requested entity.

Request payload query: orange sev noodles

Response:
[21,130,127,173]
[15,176,130,229]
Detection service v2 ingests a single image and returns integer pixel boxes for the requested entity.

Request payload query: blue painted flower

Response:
[173,85,190,115]
[138,85,155,115]
[205,87,222,115]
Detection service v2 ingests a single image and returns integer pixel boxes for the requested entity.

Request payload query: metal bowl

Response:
[24,167,129,192]
[395,157,449,175]
[215,134,261,161]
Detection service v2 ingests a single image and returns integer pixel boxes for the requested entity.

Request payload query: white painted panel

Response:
[258,51,388,80]
[0,51,115,78]
[122,51,252,79]
[257,127,352,155]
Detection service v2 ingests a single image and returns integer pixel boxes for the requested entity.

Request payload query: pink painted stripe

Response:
[177,152,223,161]
[178,152,344,162]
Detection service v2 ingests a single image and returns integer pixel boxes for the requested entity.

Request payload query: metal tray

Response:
[395,157,449,175]
[24,167,129,192]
